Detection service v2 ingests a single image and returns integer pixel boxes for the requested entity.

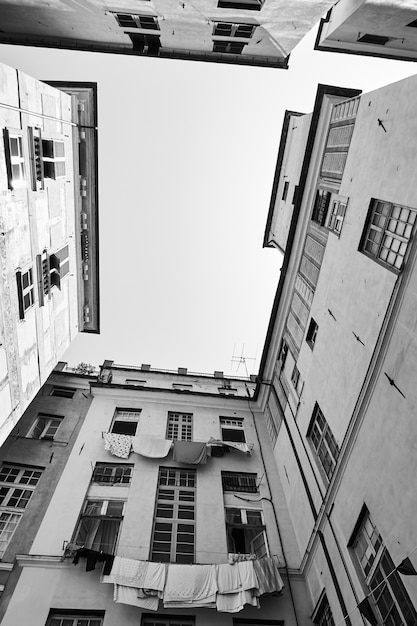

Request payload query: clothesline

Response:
[102,432,254,463]
[334,545,417,626]
[72,551,284,614]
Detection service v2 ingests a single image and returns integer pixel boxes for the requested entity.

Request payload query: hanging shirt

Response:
[103,432,132,459]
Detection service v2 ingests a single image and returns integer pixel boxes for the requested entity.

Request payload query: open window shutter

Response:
[250,530,268,558]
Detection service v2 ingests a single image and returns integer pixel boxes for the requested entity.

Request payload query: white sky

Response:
[1,25,416,376]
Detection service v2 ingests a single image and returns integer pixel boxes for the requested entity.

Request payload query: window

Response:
[213,22,256,38]
[220,417,246,443]
[46,613,104,626]
[0,464,42,510]
[407,19,417,28]
[222,471,257,493]
[292,184,299,205]
[0,512,22,558]
[357,33,392,45]
[127,32,161,55]
[312,190,331,226]
[166,412,192,441]
[282,181,289,201]
[16,268,35,319]
[3,129,25,189]
[225,508,268,557]
[291,365,303,397]
[350,508,417,625]
[50,386,76,398]
[73,499,125,554]
[306,318,318,349]
[92,463,133,485]
[327,198,347,235]
[142,617,195,626]
[37,246,70,299]
[111,409,141,435]
[218,0,264,10]
[172,383,193,391]
[307,404,339,481]
[213,41,247,54]
[361,199,416,270]
[278,339,288,367]
[115,13,159,30]
[29,414,63,440]
[126,379,147,386]
[265,407,278,446]
[41,139,65,179]
[312,593,335,626]
[150,468,196,564]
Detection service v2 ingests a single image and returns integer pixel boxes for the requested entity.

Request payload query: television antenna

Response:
[230,343,257,377]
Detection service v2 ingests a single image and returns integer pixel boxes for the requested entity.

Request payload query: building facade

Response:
[259,75,417,624]
[316,0,417,62]
[0,64,99,445]
[0,362,314,625]
[0,0,335,69]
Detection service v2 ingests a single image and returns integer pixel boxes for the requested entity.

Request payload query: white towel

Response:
[216,589,259,613]
[237,560,258,591]
[216,563,242,594]
[143,561,167,591]
[164,564,217,605]
[132,435,172,458]
[114,584,159,610]
[102,556,148,587]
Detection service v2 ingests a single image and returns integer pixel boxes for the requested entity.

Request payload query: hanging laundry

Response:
[164,563,217,608]
[236,560,258,592]
[216,563,243,594]
[216,589,259,613]
[103,432,132,459]
[222,441,254,455]
[114,584,159,611]
[172,441,208,465]
[102,556,148,587]
[208,438,253,455]
[228,553,257,565]
[72,547,114,574]
[143,561,167,592]
[132,435,172,458]
[253,556,284,596]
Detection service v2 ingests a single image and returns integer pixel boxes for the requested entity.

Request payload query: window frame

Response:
[50,386,76,398]
[225,507,269,558]
[41,139,66,180]
[307,403,339,482]
[72,498,125,555]
[141,616,195,626]
[349,507,417,626]
[166,412,193,441]
[326,197,348,236]
[91,463,133,486]
[213,22,256,38]
[220,417,246,443]
[28,414,63,440]
[3,128,26,190]
[312,591,335,626]
[217,0,264,10]
[111,408,141,435]
[221,471,258,493]
[306,318,318,349]
[360,198,416,272]
[46,612,104,626]
[16,267,35,320]
[213,41,247,54]
[0,511,22,558]
[114,13,160,30]
[282,180,289,201]
[150,467,196,564]
[0,463,43,511]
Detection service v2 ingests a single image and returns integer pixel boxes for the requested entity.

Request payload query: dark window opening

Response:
[282,181,289,201]
[306,318,318,348]
[312,190,331,226]
[222,472,257,493]
[357,33,392,45]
